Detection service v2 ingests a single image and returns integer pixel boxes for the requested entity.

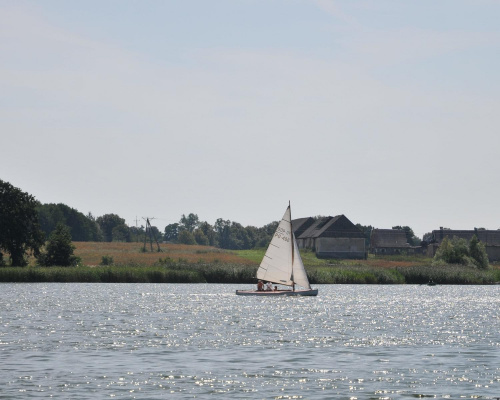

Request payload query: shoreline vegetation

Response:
[1,242,499,285]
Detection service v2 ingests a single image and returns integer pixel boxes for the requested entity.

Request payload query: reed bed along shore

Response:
[1,263,498,284]
[1,242,499,284]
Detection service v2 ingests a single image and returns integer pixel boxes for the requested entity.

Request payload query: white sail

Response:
[256,205,311,289]
[257,206,294,285]
[291,233,311,289]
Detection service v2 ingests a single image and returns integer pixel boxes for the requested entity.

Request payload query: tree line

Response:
[0,180,280,266]
[36,203,279,250]
[1,179,423,267]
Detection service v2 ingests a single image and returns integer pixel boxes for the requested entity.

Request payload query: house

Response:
[428,228,500,261]
[370,228,411,255]
[292,215,366,259]
[291,217,315,239]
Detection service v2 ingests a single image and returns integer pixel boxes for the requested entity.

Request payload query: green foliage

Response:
[179,213,200,232]
[100,255,114,266]
[213,218,276,250]
[193,229,209,245]
[214,218,231,248]
[433,235,489,269]
[220,222,250,249]
[164,223,180,242]
[198,222,217,246]
[96,214,126,242]
[469,235,489,269]
[112,224,131,242]
[37,203,102,241]
[0,179,45,266]
[37,223,80,267]
[178,230,196,245]
[434,236,465,264]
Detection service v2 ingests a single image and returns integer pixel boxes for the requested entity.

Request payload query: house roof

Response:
[296,215,364,239]
[370,229,409,248]
[291,217,315,238]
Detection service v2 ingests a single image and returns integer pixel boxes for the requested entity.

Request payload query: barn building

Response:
[292,215,366,259]
[369,228,411,255]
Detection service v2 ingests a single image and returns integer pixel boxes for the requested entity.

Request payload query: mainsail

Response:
[256,205,311,290]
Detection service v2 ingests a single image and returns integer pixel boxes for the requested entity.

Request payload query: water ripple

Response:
[0,283,499,398]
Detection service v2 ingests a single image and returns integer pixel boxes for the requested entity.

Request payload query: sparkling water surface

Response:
[0,283,499,399]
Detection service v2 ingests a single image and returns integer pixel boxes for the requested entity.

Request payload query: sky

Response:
[1,0,499,238]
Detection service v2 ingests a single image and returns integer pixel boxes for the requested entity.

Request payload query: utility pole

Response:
[142,217,162,252]
[134,216,140,242]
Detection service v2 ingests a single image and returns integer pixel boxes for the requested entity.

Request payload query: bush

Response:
[37,224,80,267]
[469,235,489,269]
[100,255,114,266]
[433,235,489,269]
[178,230,196,245]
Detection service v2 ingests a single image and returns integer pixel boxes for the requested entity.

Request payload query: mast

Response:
[289,201,295,292]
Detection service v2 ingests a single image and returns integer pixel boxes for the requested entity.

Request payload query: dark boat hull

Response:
[235,289,318,296]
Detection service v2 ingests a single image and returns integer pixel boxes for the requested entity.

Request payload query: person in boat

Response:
[257,280,264,291]
[266,282,273,291]
[274,286,278,291]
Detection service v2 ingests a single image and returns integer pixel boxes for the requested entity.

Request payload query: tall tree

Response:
[199,221,217,246]
[193,229,209,245]
[164,223,180,242]
[0,180,45,266]
[468,235,489,269]
[96,214,126,242]
[253,221,278,248]
[213,220,255,250]
[179,213,199,233]
[214,218,231,248]
[112,224,131,242]
[37,203,102,241]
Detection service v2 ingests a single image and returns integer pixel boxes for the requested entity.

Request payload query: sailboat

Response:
[236,203,318,296]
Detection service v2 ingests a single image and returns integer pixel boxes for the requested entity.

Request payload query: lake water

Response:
[0,283,499,399]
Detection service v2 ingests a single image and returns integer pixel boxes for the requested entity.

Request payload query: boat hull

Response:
[235,289,318,296]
